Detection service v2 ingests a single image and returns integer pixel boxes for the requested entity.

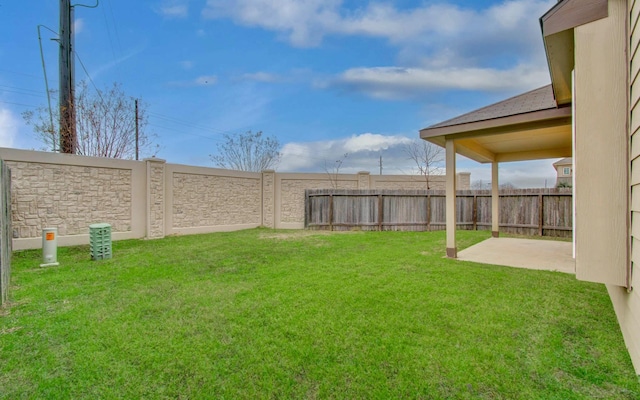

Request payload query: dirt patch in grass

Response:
[0,326,22,335]
[259,230,360,240]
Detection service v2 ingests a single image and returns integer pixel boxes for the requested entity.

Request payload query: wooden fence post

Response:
[427,194,431,231]
[303,189,572,236]
[304,191,309,228]
[538,194,544,236]
[472,195,478,231]
[329,194,334,232]
[378,194,383,231]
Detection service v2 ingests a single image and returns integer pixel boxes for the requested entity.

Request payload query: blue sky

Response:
[0,0,561,187]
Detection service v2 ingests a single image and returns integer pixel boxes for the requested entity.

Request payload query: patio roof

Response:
[420,85,572,163]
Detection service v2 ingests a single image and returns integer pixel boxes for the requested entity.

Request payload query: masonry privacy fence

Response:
[0,148,470,250]
[0,160,11,306]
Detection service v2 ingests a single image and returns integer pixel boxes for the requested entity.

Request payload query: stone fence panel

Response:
[0,148,471,249]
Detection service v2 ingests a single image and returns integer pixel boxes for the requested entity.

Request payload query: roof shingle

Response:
[427,85,558,129]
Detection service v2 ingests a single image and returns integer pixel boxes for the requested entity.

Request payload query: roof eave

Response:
[420,106,572,140]
[540,0,609,105]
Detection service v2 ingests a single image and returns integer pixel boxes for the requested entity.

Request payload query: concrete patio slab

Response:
[457,237,575,274]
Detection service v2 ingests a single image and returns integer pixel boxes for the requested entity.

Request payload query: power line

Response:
[74,50,108,108]
[0,85,44,95]
[0,88,47,98]
[100,0,116,60]
[147,123,222,142]
[0,69,42,79]
[106,0,123,55]
[147,112,242,136]
[0,100,39,108]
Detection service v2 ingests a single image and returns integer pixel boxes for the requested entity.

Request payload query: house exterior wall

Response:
[574,0,629,287]
[555,164,572,177]
[608,0,640,374]
[554,163,572,187]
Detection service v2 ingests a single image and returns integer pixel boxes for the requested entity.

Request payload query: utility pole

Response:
[379,154,383,175]
[135,99,139,160]
[59,0,76,154]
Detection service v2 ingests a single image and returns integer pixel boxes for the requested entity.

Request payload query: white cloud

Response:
[279,134,557,187]
[202,0,553,52]
[157,1,189,18]
[0,108,18,148]
[203,0,555,100]
[326,64,550,100]
[74,18,85,34]
[203,0,342,47]
[279,133,415,173]
[461,158,559,188]
[342,132,412,153]
[180,60,194,70]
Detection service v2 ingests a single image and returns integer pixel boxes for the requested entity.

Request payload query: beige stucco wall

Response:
[574,0,628,287]
[610,0,640,374]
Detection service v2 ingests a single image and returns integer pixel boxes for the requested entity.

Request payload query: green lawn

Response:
[1,229,639,399]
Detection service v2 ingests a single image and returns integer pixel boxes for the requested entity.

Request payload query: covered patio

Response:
[420,85,573,265]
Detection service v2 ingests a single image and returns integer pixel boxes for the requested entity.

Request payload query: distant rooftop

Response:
[427,85,558,130]
[553,157,572,166]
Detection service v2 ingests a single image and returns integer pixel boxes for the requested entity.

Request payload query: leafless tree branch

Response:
[23,81,158,159]
[403,140,444,189]
[210,131,281,172]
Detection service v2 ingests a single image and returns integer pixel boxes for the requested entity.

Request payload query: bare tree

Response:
[471,180,517,190]
[500,182,517,190]
[211,131,281,172]
[471,180,490,190]
[323,153,348,189]
[23,81,158,159]
[403,140,444,189]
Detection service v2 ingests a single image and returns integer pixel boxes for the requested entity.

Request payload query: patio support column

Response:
[446,138,457,258]
[492,161,499,238]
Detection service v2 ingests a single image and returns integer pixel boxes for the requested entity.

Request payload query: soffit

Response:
[540,0,608,105]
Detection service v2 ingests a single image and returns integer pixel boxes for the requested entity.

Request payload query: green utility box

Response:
[89,223,112,260]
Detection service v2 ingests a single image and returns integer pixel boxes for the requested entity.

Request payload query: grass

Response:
[1,229,639,399]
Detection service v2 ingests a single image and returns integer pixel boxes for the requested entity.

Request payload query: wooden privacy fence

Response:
[0,160,11,305]
[305,189,573,238]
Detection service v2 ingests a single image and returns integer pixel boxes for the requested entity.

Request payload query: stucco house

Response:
[553,157,573,187]
[420,0,640,374]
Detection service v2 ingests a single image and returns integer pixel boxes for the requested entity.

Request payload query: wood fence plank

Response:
[304,189,572,237]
